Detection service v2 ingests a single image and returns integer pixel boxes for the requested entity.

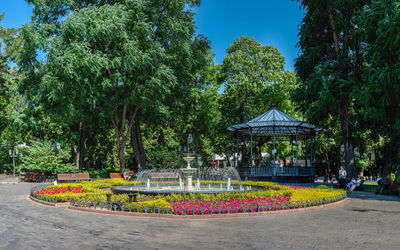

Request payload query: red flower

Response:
[35,187,83,195]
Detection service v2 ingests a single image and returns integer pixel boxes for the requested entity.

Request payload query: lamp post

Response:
[54,142,61,154]
[9,148,19,178]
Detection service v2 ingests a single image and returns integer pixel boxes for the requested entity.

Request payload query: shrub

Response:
[20,140,77,176]
[124,199,172,213]
[89,168,120,179]
[290,188,345,202]
[158,189,291,203]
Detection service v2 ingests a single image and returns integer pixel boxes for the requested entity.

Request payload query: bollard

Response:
[128,193,134,203]
[68,186,71,192]
[106,193,112,209]
[128,193,138,202]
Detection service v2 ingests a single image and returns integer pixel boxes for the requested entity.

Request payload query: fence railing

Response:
[247,166,316,177]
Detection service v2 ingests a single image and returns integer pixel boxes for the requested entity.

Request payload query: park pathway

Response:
[0,183,399,250]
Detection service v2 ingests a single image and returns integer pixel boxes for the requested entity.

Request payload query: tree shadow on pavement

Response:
[348,191,400,202]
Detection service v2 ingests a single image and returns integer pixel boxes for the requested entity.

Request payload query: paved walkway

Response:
[0,183,399,250]
[0,175,19,184]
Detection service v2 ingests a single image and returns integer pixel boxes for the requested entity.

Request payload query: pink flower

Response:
[171,196,290,215]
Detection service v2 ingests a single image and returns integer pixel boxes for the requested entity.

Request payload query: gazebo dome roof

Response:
[227,108,321,139]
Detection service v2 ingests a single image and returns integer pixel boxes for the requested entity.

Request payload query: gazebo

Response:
[227,107,322,180]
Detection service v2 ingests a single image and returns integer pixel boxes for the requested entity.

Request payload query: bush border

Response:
[66,197,349,219]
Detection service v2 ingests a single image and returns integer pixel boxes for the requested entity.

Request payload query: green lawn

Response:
[356,183,379,192]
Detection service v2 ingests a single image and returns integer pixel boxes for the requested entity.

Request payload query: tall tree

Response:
[220,36,298,166]
[18,0,208,171]
[359,0,400,179]
[294,0,370,178]
[0,14,18,135]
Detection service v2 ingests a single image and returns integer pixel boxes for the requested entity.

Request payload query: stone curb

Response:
[27,195,69,207]
[67,198,350,219]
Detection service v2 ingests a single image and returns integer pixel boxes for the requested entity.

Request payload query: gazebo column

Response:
[235,137,239,168]
[296,132,299,166]
[273,126,276,164]
[291,136,294,166]
[250,132,253,167]
[311,137,315,167]
[305,140,308,167]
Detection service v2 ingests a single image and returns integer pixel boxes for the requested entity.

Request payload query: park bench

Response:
[57,173,90,183]
[21,172,44,182]
[110,173,124,179]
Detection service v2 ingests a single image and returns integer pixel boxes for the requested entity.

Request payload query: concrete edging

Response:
[67,198,350,219]
[27,195,69,207]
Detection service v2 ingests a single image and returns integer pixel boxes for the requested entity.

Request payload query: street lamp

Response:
[54,142,61,154]
[9,148,19,178]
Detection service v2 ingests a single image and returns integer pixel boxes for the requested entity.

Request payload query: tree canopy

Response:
[0,1,398,182]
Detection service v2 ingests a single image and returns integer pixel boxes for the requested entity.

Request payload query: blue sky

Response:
[0,0,304,70]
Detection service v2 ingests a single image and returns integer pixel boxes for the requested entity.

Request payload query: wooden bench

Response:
[21,172,44,182]
[57,173,90,182]
[110,173,124,179]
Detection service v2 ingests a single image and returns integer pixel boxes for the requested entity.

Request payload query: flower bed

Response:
[31,179,346,215]
[285,185,311,189]
[171,196,290,215]
[35,187,83,195]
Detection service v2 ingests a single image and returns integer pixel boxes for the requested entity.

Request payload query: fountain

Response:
[111,134,265,195]
[111,167,264,195]
[146,179,150,191]
[181,133,196,190]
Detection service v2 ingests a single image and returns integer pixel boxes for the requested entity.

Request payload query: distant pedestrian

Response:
[137,163,143,173]
[327,168,333,183]
[323,170,329,185]
[338,166,347,189]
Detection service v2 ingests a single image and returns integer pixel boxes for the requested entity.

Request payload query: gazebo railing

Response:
[249,166,315,177]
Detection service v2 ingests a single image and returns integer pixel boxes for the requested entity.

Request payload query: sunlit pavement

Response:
[0,183,399,250]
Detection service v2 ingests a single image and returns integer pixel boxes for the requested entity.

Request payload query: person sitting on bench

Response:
[122,170,131,181]
[346,177,357,190]
[376,177,391,194]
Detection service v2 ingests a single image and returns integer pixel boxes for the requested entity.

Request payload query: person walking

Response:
[338,166,347,189]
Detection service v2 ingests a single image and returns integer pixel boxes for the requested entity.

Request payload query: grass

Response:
[356,183,379,192]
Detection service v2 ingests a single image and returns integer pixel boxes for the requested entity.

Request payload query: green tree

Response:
[18,0,209,172]
[0,14,18,136]
[220,36,298,166]
[294,0,370,178]
[359,0,400,178]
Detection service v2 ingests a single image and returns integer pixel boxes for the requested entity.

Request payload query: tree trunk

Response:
[329,13,340,53]
[240,139,248,167]
[380,139,397,179]
[112,104,138,172]
[340,109,356,178]
[116,134,127,172]
[131,116,147,169]
[72,121,86,170]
